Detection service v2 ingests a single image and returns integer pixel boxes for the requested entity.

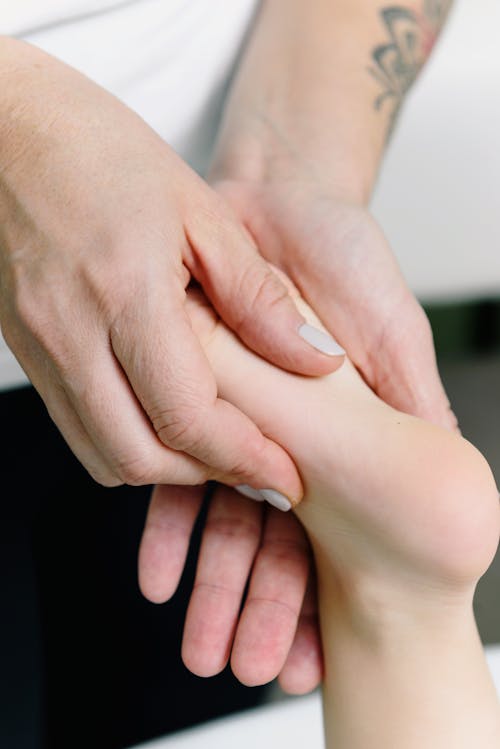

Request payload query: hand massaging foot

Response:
[186,284,499,602]
[186,283,500,748]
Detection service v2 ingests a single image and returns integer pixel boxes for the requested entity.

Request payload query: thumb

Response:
[188,212,345,376]
[372,300,459,433]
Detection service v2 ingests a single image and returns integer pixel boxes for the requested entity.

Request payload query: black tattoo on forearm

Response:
[423,0,452,27]
[369,2,452,134]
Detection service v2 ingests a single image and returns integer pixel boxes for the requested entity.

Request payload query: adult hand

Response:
[139,281,323,692]
[139,484,321,694]
[213,177,457,431]
[207,173,456,689]
[0,38,344,497]
[138,173,457,694]
[141,0,457,695]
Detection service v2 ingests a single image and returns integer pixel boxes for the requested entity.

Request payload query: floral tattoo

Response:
[369,2,452,134]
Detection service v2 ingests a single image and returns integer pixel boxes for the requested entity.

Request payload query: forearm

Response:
[211,0,453,203]
[317,572,500,748]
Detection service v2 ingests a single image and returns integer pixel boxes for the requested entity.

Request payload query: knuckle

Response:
[11,284,50,338]
[204,513,261,542]
[79,452,124,488]
[192,579,239,599]
[155,404,206,452]
[92,261,144,323]
[233,264,289,335]
[245,593,300,621]
[6,259,65,342]
[91,470,124,489]
[225,435,267,481]
[6,285,80,374]
[260,537,310,566]
[112,450,157,486]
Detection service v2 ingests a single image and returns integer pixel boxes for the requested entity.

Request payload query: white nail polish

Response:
[260,489,292,512]
[235,485,265,502]
[235,485,292,512]
[298,323,345,356]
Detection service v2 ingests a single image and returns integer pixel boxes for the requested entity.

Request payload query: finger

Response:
[181,485,263,677]
[44,377,121,486]
[2,336,121,486]
[388,302,459,432]
[9,311,215,487]
[278,575,323,695]
[230,506,310,687]
[138,484,205,603]
[296,263,457,432]
[61,343,215,486]
[363,297,459,432]
[186,205,345,376]
[110,288,303,503]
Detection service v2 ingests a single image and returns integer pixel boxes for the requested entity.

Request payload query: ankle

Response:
[316,558,476,646]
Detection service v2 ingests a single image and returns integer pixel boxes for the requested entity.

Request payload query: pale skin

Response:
[1,1,454,691]
[141,0,458,689]
[0,37,339,497]
[142,284,500,747]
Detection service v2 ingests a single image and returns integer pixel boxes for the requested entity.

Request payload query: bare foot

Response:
[186,286,499,602]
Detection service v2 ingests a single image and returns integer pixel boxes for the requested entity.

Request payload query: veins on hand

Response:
[369,2,452,136]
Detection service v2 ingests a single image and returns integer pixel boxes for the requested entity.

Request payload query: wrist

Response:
[210,111,374,207]
[209,0,397,206]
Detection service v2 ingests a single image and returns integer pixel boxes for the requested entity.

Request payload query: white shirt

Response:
[0,0,259,390]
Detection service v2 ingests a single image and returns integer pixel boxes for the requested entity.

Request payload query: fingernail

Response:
[260,489,292,512]
[235,485,265,502]
[298,323,345,356]
[235,485,292,512]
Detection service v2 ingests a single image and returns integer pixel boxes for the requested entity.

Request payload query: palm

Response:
[138,177,454,695]
[215,178,455,428]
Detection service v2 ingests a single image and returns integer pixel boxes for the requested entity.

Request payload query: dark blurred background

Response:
[426,298,500,643]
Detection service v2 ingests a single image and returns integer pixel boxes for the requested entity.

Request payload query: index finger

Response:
[110,287,303,504]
